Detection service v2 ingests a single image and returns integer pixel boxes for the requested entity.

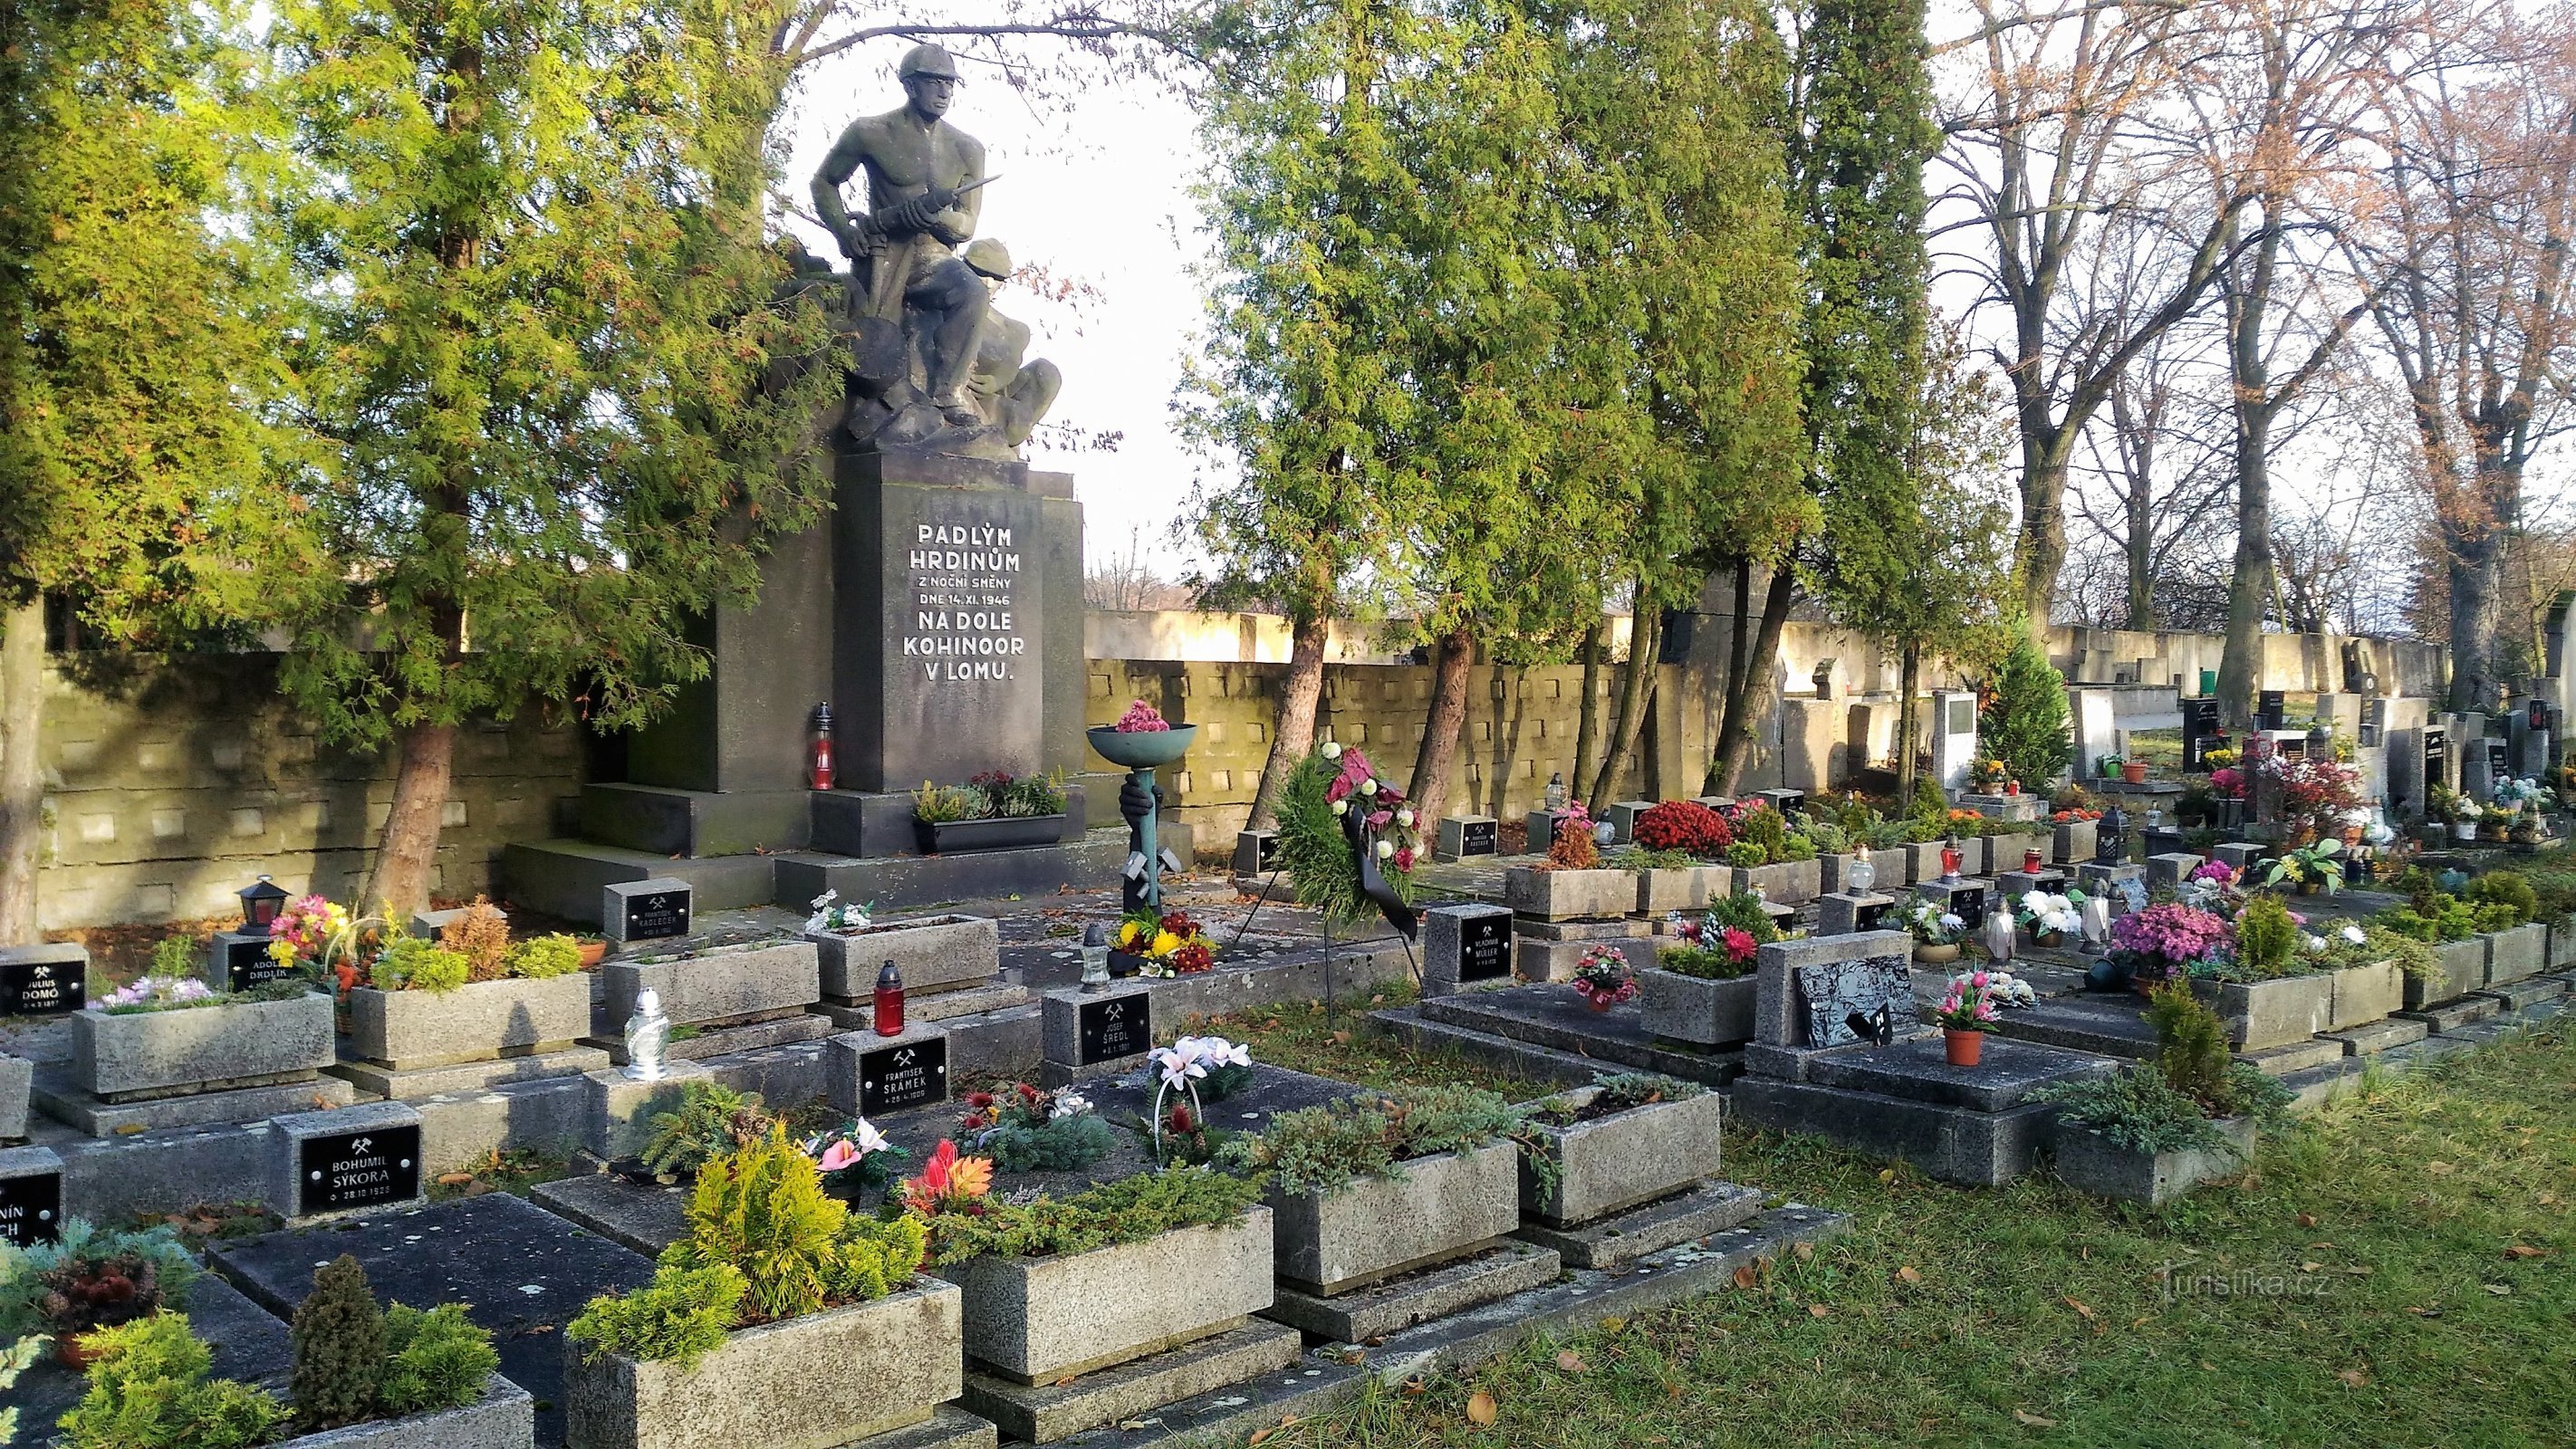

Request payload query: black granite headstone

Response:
[859,1037,948,1117]
[2180,696,2222,772]
[622,888,690,943]
[2423,726,2447,792]
[0,955,81,1017]
[1457,914,1513,983]
[1793,956,1915,1051]
[2257,690,2286,730]
[297,1124,422,1215]
[0,1171,62,1246]
[1077,994,1150,1065]
[1459,818,1497,857]
[223,936,299,993]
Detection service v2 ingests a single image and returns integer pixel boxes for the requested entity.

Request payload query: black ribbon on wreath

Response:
[1342,803,1419,941]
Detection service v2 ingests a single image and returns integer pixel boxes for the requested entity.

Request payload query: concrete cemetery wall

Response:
[26,656,586,932]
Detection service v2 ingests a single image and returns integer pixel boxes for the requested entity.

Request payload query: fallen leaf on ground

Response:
[1330,1030,1351,1044]
[1809,1303,1831,1319]
[2427,1160,2455,1175]
[1733,1264,1760,1290]
[2504,1244,2547,1259]
[437,1172,474,1186]
[1878,1168,1897,1185]
[2014,1410,2057,1428]
[1898,1266,1922,1284]
[1466,1391,1498,1426]
[1600,1316,1627,1335]
[2063,1296,2096,1321]
[2486,1284,2514,1296]
[2296,1212,2317,1228]
[1556,1350,1587,1373]
[2343,1266,2373,1277]
[1053,1376,1079,1387]
[1248,1430,1274,1444]
[1794,1241,1815,1262]
[2337,1370,2368,1388]
[2301,1262,2323,1273]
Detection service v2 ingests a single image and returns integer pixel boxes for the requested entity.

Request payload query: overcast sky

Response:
[779,49,1216,572]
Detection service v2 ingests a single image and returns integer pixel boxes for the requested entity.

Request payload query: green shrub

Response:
[149,935,197,979]
[0,1218,198,1341]
[59,1312,289,1449]
[1704,891,1781,943]
[568,1264,745,1368]
[2146,981,2232,1109]
[2465,870,2538,925]
[1779,834,1818,862]
[2375,896,2481,943]
[640,1081,773,1179]
[1735,805,1788,863]
[0,1332,37,1445]
[2312,922,2438,981]
[924,1166,1261,1266]
[292,1254,383,1429]
[2032,1069,2233,1156]
[2233,894,2301,979]
[1537,1073,1704,1123]
[659,1126,928,1322]
[982,1113,1117,1175]
[1217,1085,1526,1197]
[1724,841,1764,868]
[378,1303,499,1416]
[1980,636,2072,789]
[1794,817,1849,855]
[1656,943,1752,979]
[370,936,468,993]
[910,781,985,823]
[505,933,586,980]
[1909,774,1948,823]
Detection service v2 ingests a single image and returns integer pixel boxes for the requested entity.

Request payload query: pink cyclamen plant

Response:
[1113,699,1171,733]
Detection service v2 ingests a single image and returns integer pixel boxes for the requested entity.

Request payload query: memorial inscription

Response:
[904,521,1028,683]
[1077,994,1149,1065]
[0,1172,61,1247]
[1459,818,1497,856]
[0,955,81,1017]
[1458,915,1513,982]
[298,1124,422,1215]
[624,889,690,943]
[860,1037,948,1116]
[224,936,298,993]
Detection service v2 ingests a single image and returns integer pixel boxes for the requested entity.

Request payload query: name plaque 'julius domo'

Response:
[0,950,82,1017]
[299,1125,422,1216]
[1077,994,1149,1065]
[860,1037,949,1117]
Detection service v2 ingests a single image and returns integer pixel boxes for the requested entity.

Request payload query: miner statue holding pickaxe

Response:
[812,44,1005,445]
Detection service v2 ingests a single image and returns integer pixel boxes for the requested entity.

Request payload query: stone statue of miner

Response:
[811,43,991,427]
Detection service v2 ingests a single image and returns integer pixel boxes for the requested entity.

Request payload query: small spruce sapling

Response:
[291,1254,383,1429]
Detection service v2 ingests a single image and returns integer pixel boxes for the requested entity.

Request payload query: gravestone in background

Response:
[1929,690,1978,795]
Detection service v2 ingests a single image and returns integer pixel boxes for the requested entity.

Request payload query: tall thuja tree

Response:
[265,0,838,916]
[0,0,307,941]
[1706,0,1936,792]
[1542,0,1807,807]
[1184,0,1419,830]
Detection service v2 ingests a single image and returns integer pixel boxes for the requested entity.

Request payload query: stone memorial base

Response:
[33,1066,355,1137]
[960,1319,1304,1444]
[1397,983,1745,1088]
[1958,792,2043,822]
[1514,1180,1762,1271]
[1817,891,1896,936]
[1733,1035,2116,1187]
[331,1045,613,1102]
[816,981,1032,1032]
[1263,1242,1560,1343]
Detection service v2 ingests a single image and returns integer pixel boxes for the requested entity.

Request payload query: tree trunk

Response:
[0,600,43,945]
[360,722,457,918]
[1570,619,1604,801]
[1709,566,1796,794]
[2124,466,2154,629]
[1406,627,1475,827]
[2216,410,2274,729]
[1896,638,1922,804]
[1591,607,1661,807]
[1246,612,1329,830]
[2016,444,2069,639]
[2448,528,2504,714]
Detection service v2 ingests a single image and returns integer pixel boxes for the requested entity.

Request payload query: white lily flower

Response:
[850,1118,889,1155]
[811,889,838,910]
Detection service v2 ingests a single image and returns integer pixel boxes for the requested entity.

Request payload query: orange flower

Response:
[899,1138,994,1215]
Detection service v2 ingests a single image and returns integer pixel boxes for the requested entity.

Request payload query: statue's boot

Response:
[930,388,981,427]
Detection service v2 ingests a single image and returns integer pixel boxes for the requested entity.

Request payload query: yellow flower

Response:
[266,939,295,966]
[1118,921,1142,948]
[1150,930,1181,956]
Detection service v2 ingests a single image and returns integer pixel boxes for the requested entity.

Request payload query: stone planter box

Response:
[2403,937,2487,1010]
[1267,1140,1518,1293]
[2549,918,2576,969]
[1895,842,1945,883]
[2052,1116,2255,1206]
[1989,832,2053,876]
[1518,1086,1725,1226]
[602,940,820,1028]
[2484,922,2546,986]
[2052,820,2098,865]
[2189,974,2332,1051]
[805,913,999,1001]
[1504,867,1635,921]
[565,1278,962,1449]
[943,1208,1272,1380]
[0,1054,28,1139]
[1637,968,1757,1048]
[72,991,335,1099]
[1731,859,1821,906]
[916,814,1069,855]
[2325,961,2405,1031]
[1635,865,1729,915]
[281,1375,533,1449]
[345,974,593,1070]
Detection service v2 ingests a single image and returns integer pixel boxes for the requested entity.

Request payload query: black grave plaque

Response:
[0,955,82,1017]
[2257,690,2286,730]
[1952,884,1989,929]
[1457,915,1513,982]
[2180,697,2222,771]
[1459,818,1498,857]
[1255,832,1280,870]
[1793,956,1915,1050]
[0,1171,62,1247]
[1077,995,1150,1065]
[1854,900,1893,933]
[859,1037,949,1117]
[225,936,300,993]
[2421,725,2447,792]
[623,888,691,943]
[297,1124,422,1215]
[2487,738,2510,782]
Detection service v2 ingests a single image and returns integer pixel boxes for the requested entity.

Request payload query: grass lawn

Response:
[1197,990,2575,1449]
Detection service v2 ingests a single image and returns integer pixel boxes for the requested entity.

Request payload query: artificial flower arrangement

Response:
[1569,945,1638,1010]
[1321,743,1423,872]
[1934,970,2005,1063]
[900,1139,996,1218]
[1274,742,1424,926]
[1114,907,1218,976]
[1966,758,2014,792]
[1903,897,1967,947]
[2207,766,2247,801]
[1112,699,1172,732]
[2014,888,2088,942]
[1149,1035,1255,1164]
[2050,805,2104,823]
[1658,911,1763,980]
[95,974,221,1013]
[805,1118,906,1199]
[266,892,387,993]
[957,1083,1116,1173]
[1983,970,2040,1008]
[804,889,874,934]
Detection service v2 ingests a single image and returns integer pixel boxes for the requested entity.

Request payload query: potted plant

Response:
[2257,839,2344,896]
[344,904,593,1073]
[1568,945,1637,1012]
[2014,888,2085,948]
[1086,698,1198,769]
[0,1219,198,1368]
[567,1128,957,1449]
[909,769,1070,854]
[1902,897,1967,964]
[1934,970,2002,1066]
[1639,898,1773,1046]
[1514,1073,1725,1228]
[2121,758,2149,784]
[1216,1085,1526,1295]
[1967,758,2013,794]
[2094,902,2231,995]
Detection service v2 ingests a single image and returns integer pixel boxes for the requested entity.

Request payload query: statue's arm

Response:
[812,126,873,257]
[924,136,986,247]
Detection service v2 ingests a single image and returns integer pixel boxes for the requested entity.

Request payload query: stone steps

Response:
[1370,1005,1620,1089]
[1414,986,1747,1086]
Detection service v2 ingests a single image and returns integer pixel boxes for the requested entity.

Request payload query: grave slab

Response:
[1511,1179,1761,1271]
[531,1171,690,1255]
[959,1319,1304,1444]
[2321,1018,2429,1056]
[33,1066,355,1137]
[1417,985,1745,1085]
[1986,993,2160,1060]
[2238,1038,2344,1077]
[2475,974,2570,1012]
[1730,1076,2070,1187]
[814,980,1033,1032]
[211,1193,659,1449]
[1801,1035,2114,1111]
[1816,892,1897,936]
[1262,1242,1561,1343]
[332,1046,615,1102]
[2398,995,2502,1033]
[582,1060,715,1162]
[0,1051,28,1139]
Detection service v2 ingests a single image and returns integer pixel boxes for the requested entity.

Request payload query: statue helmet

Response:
[898,43,962,82]
[962,238,1012,279]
